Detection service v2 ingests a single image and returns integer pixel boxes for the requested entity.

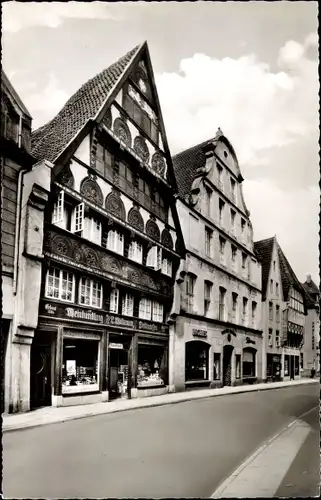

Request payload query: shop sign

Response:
[109,343,123,349]
[192,329,207,338]
[106,314,134,328]
[65,307,105,323]
[44,303,57,315]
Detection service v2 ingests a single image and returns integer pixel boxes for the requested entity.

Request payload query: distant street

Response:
[4,384,319,499]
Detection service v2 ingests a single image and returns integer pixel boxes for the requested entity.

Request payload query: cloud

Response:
[156,33,318,169]
[2,1,120,33]
[25,73,70,129]
[244,179,319,283]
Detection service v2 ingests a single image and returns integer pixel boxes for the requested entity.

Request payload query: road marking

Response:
[211,405,318,498]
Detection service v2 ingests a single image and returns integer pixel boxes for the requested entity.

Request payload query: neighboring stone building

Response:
[0,71,50,413]
[9,42,184,413]
[169,129,263,392]
[254,236,308,381]
[301,275,320,376]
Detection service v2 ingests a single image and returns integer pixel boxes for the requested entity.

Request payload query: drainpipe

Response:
[13,167,28,295]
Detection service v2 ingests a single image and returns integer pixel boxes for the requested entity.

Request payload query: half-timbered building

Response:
[17,42,184,411]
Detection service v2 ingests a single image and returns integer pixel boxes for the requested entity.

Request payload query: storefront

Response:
[284,352,300,380]
[36,299,169,407]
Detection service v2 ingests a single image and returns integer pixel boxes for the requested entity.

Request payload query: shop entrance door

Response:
[108,347,129,400]
[30,343,52,409]
[223,345,233,386]
[290,355,295,379]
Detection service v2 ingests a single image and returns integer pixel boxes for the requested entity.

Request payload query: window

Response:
[236,354,241,379]
[45,268,75,302]
[270,279,273,294]
[242,297,248,325]
[152,302,164,322]
[276,305,280,322]
[128,241,143,264]
[219,199,225,225]
[269,301,273,320]
[204,281,212,316]
[273,261,276,271]
[243,349,256,377]
[186,341,209,381]
[232,292,238,322]
[107,229,124,255]
[83,217,102,246]
[146,246,161,269]
[71,203,84,233]
[110,288,119,313]
[122,293,134,317]
[219,236,226,265]
[241,218,246,234]
[161,258,172,277]
[52,190,64,224]
[205,186,212,217]
[289,288,304,313]
[230,209,236,233]
[230,178,236,202]
[213,353,221,380]
[251,301,257,328]
[275,330,280,347]
[124,90,159,144]
[219,287,226,321]
[217,164,223,187]
[95,143,114,181]
[205,227,213,257]
[185,273,196,313]
[276,283,279,296]
[268,328,273,347]
[242,253,247,272]
[139,298,152,320]
[137,345,166,388]
[62,338,99,394]
[79,278,102,308]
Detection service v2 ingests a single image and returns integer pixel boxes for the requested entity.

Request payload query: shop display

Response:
[62,338,99,393]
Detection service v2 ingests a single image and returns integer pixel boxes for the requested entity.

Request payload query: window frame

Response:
[45,268,75,303]
[78,277,103,309]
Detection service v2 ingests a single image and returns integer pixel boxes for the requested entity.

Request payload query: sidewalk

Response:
[2,379,318,433]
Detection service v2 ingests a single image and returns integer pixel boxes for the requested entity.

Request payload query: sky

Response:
[2,1,319,285]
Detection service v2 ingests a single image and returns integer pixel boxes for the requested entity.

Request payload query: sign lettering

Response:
[109,343,123,349]
[192,329,207,338]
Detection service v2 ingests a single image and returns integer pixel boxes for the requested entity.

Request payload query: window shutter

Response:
[72,203,84,233]
[147,246,157,268]
[52,190,64,224]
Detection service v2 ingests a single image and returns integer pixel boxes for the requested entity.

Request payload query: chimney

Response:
[306,274,311,283]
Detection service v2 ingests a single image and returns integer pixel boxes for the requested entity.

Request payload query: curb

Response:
[2,379,318,433]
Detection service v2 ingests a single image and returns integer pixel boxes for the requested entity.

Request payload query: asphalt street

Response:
[3,384,319,499]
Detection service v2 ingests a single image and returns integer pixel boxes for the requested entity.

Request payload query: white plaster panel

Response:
[114,90,123,106]
[74,134,90,166]
[70,160,88,193]
[95,176,112,200]
[2,275,14,318]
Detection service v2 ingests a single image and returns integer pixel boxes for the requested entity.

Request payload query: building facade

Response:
[254,236,307,381]
[1,71,42,413]
[169,130,263,392]
[7,42,185,412]
[302,275,320,376]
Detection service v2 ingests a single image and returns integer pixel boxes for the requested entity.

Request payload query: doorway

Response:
[30,343,52,409]
[108,347,129,400]
[223,345,234,386]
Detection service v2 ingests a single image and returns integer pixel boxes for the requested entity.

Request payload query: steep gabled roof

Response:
[31,44,141,163]
[302,278,319,297]
[1,70,32,119]
[277,242,306,303]
[253,237,274,300]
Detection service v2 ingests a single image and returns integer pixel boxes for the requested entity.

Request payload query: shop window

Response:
[161,257,172,277]
[107,229,124,255]
[110,289,119,314]
[284,356,289,376]
[213,352,221,380]
[236,354,241,379]
[83,216,102,246]
[122,293,134,317]
[242,349,256,378]
[186,341,209,381]
[205,227,213,258]
[204,281,212,316]
[139,298,152,320]
[79,278,103,308]
[62,338,99,394]
[45,268,75,302]
[137,345,166,388]
[128,240,143,264]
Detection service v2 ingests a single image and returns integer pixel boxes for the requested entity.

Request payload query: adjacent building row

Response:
[1,42,319,413]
